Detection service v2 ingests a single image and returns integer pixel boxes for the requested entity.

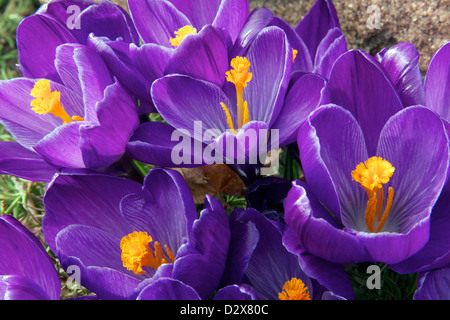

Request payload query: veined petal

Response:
[329,50,404,156]
[137,278,201,300]
[169,0,220,29]
[0,141,56,182]
[128,0,190,46]
[212,0,249,42]
[425,42,450,120]
[377,42,425,107]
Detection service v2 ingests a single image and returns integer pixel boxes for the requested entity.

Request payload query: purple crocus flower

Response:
[283,104,449,266]
[0,215,60,300]
[220,207,354,300]
[126,23,329,184]
[387,42,450,274]
[42,168,230,300]
[0,44,139,182]
[16,0,139,82]
[90,0,249,113]
[414,268,450,300]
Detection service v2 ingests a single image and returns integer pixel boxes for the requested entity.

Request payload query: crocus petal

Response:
[272,73,330,146]
[212,0,249,42]
[214,285,260,300]
[0,215,61,300]
[243,26,292,126]
[89,36,171,113]
[0,141,56,182]
[221,209,259,286]
[230,7,274,58]
[425,42,450,120]
[152,74,232,134]
[137,278,201,300]
[313,27,347,79]
[42,173,142,251]
[16,14,77,82]
[71,0,139,45]
[165,25,229,88]
[295,0,340,60]
[0,275,51,300]
[414,269,450,300]
[128,0,190,47]
[172,195,230,299]
[390,185,450,274]
[169,0,220,29]
[34,121,85,168]
[79,81,139,169]
[377,42,425,107]
[297,104,368,223]
[120,168,198,253]
[126,121,208,167]
[283,180,372,264]
[329,50,403,155]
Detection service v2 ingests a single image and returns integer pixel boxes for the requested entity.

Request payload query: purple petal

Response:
[72,1,139,45]
[126,121,208,167]
[128,0,190,46]
[120,168,198,254]
[221,209,259,286]
[0,141,56,182]
[79,81,139,169]
[169,0,220,29]
[269,17,313,73]
[414,269,450,300]
[89,36,171,112]
[390,185,450,274]
[42,173,142,251]
[297,104,368,223]
[272,73,330,146]
[313,27,347,79]
[214,285,259,300]
[243,26,292,126]
[283,180,371,264]
[230,7,274,58]
[172,195,230,299]
[295,0,340,59]
[212,0,249,42]
[152,74,232,134]
[0,275,51,300]
[425,42,450,120]
[378,42,426,107]
[329,50,403,155]
[16,14,77,81]
[34,121,85,168]
[0,215,60,300]
[165,25,229,88]
[137,278,201,300]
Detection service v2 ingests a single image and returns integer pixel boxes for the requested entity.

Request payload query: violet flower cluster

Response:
[0,0,449,301]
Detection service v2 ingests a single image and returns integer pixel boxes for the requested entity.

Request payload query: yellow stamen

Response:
[30,79,83,124]
[120,231,175,275]
[220,102,237,135]
[169,25,197,47]
[292,49,298,63]
[352,157,395,233]
[223,56,252,131]
[278,278,311,300]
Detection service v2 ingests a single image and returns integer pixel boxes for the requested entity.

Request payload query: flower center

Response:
[169,25,197,47]
[220,56,252,134]
[30,79,84,124]
[278,278,311,300]
[352,156,395,233]
[120,231,175,276]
